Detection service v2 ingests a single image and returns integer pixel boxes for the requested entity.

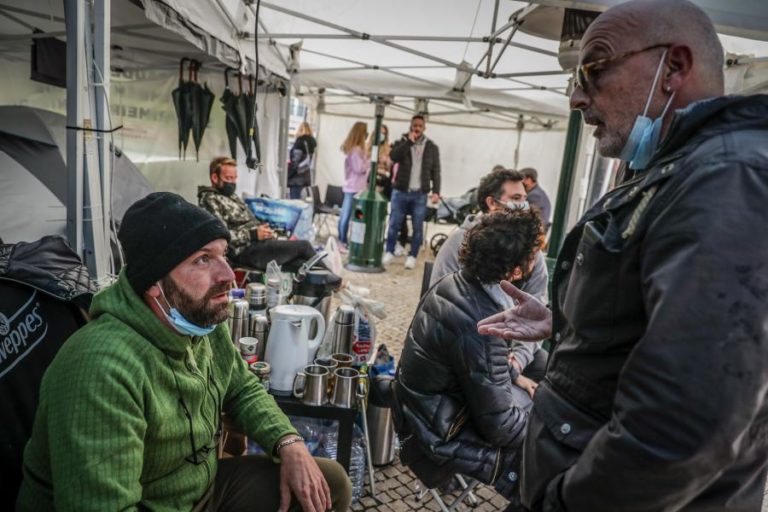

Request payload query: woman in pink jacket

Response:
[338,122,370,249]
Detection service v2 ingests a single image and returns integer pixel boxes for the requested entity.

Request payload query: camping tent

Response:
[0,106,154,245]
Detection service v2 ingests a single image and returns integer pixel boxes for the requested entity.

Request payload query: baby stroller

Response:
[425,188,478,257]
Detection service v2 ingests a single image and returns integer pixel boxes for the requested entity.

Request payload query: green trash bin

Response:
[346,99,390,273]
[346,188,388,272]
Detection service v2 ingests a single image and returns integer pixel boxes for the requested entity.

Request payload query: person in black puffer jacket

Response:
[287,122,317,199]
[392,209,543,503]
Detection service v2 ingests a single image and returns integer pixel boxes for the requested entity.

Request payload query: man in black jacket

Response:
[392,209,542,503]
[383,115,441,270]
[479,1,768,510]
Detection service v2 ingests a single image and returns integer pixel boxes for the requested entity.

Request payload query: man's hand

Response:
[478,280,552,341]
[508,354,523,374]
[255,224,275,241]
[430,193,440,204]
[408,130,418,143]
[278,439,331,512]
[515,374,538,398]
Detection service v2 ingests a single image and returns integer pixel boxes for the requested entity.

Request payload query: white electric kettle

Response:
[264,305,326,395]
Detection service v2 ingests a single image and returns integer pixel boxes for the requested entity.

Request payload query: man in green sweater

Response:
[17,192,351,512]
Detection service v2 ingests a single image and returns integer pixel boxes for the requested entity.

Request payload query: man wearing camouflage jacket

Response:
[199,157,322,272]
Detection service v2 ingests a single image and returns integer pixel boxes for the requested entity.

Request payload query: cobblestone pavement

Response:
[335,226,510,511]
[350,457,509,512]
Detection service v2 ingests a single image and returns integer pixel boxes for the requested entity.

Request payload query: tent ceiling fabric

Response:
[0,0,765,128]
[142,0,573,124]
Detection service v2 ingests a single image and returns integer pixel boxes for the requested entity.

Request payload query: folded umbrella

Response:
[220,68,240,159]
[171,58,194,160]
[244,75,261,168]
[190,61,215,162]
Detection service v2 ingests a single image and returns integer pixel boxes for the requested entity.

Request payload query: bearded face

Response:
[161,275,230,326]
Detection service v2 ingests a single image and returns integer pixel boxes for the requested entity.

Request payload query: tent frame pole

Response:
[250,34,508,43]
[278,75,292,198]
[65,0,111,284]
[547,110,583,263]
[485,0,501,77]
[95,0,112,271]
[65,0,85,261]
[257,1,557,73]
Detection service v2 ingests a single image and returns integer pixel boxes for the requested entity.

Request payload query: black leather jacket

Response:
[523,95,768,511]
[390,135,441,194]
[392,270,528,487]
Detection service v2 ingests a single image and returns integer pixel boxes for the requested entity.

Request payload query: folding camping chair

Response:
[414,475,481,512]
[312,184,343,238]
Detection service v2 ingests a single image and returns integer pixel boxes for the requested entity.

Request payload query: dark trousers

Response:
[288,186,304,199]
[397,216,409,246]
[202,455,352,512]
[521,348,549,383]
[232,239,319,273]
[386,190,427,257]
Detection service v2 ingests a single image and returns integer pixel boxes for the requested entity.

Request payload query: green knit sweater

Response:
[17,272,297,511]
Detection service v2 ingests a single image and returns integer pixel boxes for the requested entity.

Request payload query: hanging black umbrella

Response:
[171,58,194,159]
[189,61,215,162]
[220,68,240,159]
[244,75,261,169]
[235,73,254,167]
[221,71,249,162]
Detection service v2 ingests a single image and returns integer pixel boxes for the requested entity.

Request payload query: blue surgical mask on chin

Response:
[619,50,676,171]
[154,284,216,337]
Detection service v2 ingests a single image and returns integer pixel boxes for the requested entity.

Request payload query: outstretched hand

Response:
[477,280,552,341]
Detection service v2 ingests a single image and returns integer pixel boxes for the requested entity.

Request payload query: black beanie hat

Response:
[118,192,231,295]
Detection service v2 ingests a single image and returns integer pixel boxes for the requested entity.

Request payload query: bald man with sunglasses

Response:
[478,1,768,510]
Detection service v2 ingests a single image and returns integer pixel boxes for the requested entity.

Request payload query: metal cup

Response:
[314,357,339,397]
[331,353,354,369]
[331,367,360,408]
[292,364,329,406]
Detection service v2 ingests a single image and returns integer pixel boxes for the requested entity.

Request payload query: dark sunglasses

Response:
[575,43,670,93]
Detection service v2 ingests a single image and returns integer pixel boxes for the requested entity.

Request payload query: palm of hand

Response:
[478,281,552,341]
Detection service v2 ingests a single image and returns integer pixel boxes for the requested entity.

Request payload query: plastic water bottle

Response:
[349,425,367,503]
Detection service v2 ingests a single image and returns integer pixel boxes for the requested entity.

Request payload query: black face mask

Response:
[218,182,236,196]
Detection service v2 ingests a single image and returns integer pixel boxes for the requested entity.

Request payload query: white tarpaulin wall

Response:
[314,112,566,201]
[0,0,289,206]
[0,58,285,204]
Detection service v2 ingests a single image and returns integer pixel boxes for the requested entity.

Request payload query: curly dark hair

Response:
[476,169,524,213]
[458,209,542,284]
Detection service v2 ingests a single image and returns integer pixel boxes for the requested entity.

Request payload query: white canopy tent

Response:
[0,0,766,279]
[137,0,768,200]
[139,0,579,199]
